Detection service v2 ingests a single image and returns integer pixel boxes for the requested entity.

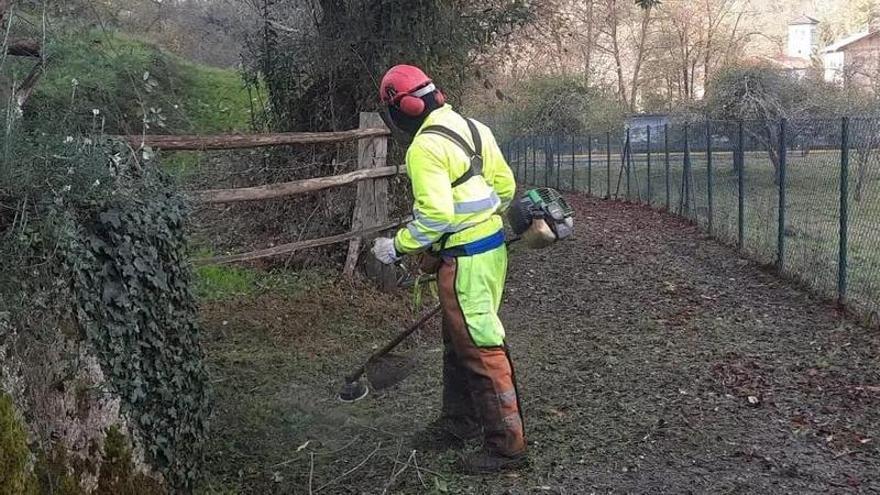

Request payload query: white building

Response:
[766,15,819,77]
[787,15,820,59]
[821,29,880,88]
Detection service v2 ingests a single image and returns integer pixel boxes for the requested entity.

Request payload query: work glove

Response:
[371,237,401,265]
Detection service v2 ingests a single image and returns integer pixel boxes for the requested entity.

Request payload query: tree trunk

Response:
[13,58,43,115]
[8,39,40,57]
[629,7,653,111]
[608,0,628,109]
[584,0,594,85]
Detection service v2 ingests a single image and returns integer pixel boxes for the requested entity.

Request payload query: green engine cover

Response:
[508,188,574,240]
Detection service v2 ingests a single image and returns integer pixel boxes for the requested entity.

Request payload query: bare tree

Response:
[652,0,755,101]
[592,0,658,110]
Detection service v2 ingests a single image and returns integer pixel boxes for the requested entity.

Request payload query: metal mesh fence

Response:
[846,118,880,322]
[506,117,880,325]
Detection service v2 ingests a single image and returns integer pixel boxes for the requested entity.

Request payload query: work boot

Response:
[458,449,529,474]
[411,319,480,452]
[410,416,481,451]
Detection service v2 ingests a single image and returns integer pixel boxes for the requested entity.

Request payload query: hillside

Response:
[11,31,252,136]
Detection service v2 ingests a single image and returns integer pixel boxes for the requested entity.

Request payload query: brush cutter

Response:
[337,187,574,403]
[338,304,442,402]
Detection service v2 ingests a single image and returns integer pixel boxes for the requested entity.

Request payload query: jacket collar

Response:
[417,104,454,134]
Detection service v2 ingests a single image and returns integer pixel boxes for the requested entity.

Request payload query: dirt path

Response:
[202,195,880,494]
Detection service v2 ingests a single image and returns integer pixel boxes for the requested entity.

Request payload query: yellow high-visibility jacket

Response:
[394,105,516,254]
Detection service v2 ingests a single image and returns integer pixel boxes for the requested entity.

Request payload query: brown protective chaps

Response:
[436,257,526,457]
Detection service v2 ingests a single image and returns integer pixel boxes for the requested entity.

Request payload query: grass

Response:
[194,263,334,302]
[178,61,252,134]
[196,274,440,493]
[16,30,252,136]
[515,148,880,318]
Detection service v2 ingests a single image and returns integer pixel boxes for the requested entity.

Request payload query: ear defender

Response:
[396,83,439,117]
[398,94,426,116]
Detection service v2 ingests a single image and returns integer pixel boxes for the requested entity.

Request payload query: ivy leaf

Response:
[134,258,149,272]
[99,211,122,228]
[102,282,124,304]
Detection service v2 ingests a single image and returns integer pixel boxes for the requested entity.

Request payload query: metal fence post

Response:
[525,138,530,183]
[777,119,787,274]
[665,123,670,211]
[647,125,652,206]
[606,132,611,199]
[509,140,516,180]
[531,138,537,184]
[839,117,850,305]
[706,121,714,234]
[571,134,576,192]
[542,135,547,186]
[515,138,521,180]
[682,124,691,214]
[546,135,552,187]
[587,134,593,197]
[625,128,632,200]
[737,121,745,250]
[516,136,525,180]
[555,135,562,190]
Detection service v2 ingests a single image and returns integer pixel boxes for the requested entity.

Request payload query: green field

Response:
[513,148,880,320]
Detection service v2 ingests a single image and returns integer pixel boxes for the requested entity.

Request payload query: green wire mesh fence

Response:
[505,117,880,326]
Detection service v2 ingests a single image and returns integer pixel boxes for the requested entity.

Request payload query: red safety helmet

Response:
[379,65,445,117]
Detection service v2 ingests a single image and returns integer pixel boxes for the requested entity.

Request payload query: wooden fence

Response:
[125,112,403,289]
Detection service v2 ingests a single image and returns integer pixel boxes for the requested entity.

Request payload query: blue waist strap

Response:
[440,230,505,257]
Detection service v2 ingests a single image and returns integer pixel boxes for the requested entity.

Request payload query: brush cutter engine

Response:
[507,188,574,249]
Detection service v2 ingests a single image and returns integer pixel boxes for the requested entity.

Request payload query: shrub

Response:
[495,74,625,139]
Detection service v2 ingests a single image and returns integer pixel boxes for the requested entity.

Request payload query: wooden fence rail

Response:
[120,128,390,151]
[191,165,403,203]
[139,113,401,288]
[194,218,409,266]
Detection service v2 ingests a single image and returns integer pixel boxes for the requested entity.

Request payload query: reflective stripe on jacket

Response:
[394,105,516,254]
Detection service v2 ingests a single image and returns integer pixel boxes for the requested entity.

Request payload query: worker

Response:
[370,64,526,473]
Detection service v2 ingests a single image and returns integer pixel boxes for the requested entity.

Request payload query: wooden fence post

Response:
[344,113,396,290]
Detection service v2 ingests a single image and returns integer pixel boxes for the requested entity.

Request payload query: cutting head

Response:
[365,353,418,390]
[337,353,419,403]
[337,378,369,403]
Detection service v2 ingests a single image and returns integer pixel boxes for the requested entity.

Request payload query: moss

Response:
[30,427,165,495]
[95,426,163,495]
[0,393,39,495]
[34,448,87,495]
[32,442,88,495]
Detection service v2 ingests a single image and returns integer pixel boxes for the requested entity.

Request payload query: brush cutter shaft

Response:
[344,304,442,384]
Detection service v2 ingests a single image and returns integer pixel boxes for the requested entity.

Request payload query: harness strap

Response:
[421,118,484,188]
[419,118,487,253]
